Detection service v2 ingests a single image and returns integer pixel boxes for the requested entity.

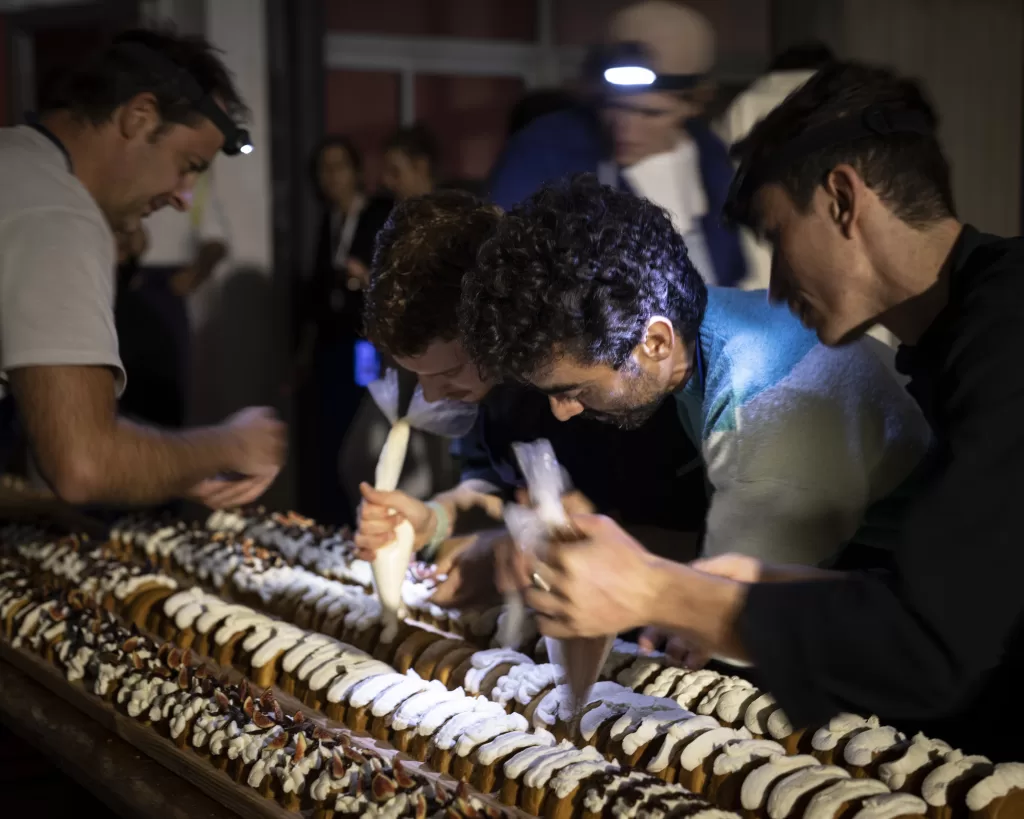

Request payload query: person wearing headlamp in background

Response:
[512,63,1024,761]
[488,0,746,289]
[0,29,284,510]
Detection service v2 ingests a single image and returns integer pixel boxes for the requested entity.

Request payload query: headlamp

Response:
[114,41,253,157]
[601,41,705,92]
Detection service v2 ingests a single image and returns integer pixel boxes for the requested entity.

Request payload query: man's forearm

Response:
[80,419,238,504]
[649,557,751,661]
[11,365,251,507]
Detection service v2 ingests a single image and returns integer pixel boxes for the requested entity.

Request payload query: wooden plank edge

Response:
[0,657,239,819]
[0,639,299,819]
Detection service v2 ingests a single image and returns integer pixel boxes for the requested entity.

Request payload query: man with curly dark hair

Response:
[461,174,930,569]
[355,189,708,579]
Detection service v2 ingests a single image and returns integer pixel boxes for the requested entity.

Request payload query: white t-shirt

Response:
[622,138,716,284]
[0,126,125,397]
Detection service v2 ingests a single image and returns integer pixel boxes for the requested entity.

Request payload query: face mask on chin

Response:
[368,369,480,438]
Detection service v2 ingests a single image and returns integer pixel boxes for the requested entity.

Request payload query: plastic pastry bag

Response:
[511,439,614,714]
[372,417,414,643]
[498,502,546,649]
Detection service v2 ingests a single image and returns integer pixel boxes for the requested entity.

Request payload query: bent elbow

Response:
[47,453,103,506]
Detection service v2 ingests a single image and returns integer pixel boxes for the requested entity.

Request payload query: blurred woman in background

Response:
[295,136,393,525]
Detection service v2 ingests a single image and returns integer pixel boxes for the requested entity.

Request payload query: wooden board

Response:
[0,657,243,819]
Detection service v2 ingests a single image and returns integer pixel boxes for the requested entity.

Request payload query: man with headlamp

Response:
[0,29,283,509]
[489,0,746,288]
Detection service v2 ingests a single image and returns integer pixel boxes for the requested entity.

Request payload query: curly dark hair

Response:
[727,61,954,230]
[364,190,500,358]
[460,174,707,381]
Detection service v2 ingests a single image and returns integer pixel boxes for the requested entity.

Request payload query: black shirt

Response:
[738,225,1024,760]
[455,384,709,542]
[307,196,394,346]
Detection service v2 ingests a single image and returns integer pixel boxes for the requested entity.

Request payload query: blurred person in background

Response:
[0,29,285,508]
[293,135,393,525]
[488,0,745,288]
[718,42,835,148]
[114,225,187,429]
[505,89,576,138]
[381,123,439,202]
[718,42,835,292]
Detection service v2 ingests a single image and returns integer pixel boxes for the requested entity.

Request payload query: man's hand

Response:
[186,473,276,509]
[525,514,665,639]
[637,627,709,669]
[437,484,505,520]
[355,482,505,561]
[513,488,596,517]
[346,258,371,290]
[355,483,435,559]
[222,407,287,478]
[429,530,510,609]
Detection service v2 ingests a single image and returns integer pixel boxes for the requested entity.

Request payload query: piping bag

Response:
[505,439,614,715]
[367,368,479,642]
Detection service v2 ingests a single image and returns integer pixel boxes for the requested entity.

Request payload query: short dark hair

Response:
[460,174,707,382]
[44,28,247,128]
[767,41,835,73]
[364,190,500,358]
[727,61,955,230]
[385,123,440,172]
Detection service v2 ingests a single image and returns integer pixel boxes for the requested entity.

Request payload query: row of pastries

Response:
[3,512,1023,818]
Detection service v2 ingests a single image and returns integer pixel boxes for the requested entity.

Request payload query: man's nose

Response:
[420,378,443,403]
[169,189,194,213]
[549,396,583,422]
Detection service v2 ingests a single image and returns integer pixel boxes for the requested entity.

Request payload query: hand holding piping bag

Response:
[369,416,415,643]
[507,439,614,713]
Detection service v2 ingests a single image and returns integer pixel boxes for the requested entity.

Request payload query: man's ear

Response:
[824,164,862,239]
[638,317,676,363]
[116,92,160,142]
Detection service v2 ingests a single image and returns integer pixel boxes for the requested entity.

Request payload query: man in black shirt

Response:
[522,62,1024,760]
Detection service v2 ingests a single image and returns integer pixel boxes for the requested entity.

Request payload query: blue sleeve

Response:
[488,127,561,211]
[450,416,510,492]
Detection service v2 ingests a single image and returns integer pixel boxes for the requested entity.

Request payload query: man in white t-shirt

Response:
[0,29,284,508]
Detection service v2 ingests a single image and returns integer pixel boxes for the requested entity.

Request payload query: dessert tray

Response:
[0,506,1019,819]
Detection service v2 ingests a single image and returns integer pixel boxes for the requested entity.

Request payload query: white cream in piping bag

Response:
[370,418,416,642]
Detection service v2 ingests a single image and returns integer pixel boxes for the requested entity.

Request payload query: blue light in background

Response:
[354,340,381,386]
